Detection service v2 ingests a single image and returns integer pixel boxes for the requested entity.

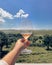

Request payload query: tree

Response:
[7,33,23,46]
[36,39,43,47]
[38,36,43,40]
[49,35,52,48]
[43,34,50,50]
[0,32,8,52]
[28,33,38,46]
[37,36,44,47]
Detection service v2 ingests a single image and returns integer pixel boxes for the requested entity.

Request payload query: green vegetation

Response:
[0,30,52,35]
[0,30,52,63]
[3,46,52,63]
[16,47,52,63]
[0,32,8,52]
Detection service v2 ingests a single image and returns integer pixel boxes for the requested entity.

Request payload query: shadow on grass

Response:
[46,48,52,51]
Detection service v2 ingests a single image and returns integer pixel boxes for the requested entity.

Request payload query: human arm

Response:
[1,39,30,65]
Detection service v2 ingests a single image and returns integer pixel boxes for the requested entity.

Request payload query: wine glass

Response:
[20,19,33,39]
[21,30,32,39]
[20,30,32,54]
[19,19,32,54]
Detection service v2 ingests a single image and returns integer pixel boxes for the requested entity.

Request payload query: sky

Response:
[0,0,52,30]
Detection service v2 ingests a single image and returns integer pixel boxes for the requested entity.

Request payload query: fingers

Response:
[26,41,30,46]
[24,41,30,48]
[21,38,25,43]
[21,38,30,48]
[21,38,30,44]
[17,38,30,48]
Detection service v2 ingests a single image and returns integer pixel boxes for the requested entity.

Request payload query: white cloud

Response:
[0,17,5,23]
[21,14,29,18]
[0,8,29,24]
[14,9,25,18]
[14,9,29,18]
[18,9,25,14]
[0,8,13,19]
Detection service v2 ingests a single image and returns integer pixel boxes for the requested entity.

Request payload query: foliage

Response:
[0,32,8,51]
[43,34,52,50]
[0,31,52,59]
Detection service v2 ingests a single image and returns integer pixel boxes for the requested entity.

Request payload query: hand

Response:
[2,39,30,65]
[13,38,30,50]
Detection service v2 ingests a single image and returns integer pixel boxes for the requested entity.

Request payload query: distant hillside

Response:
[0,30,52,36]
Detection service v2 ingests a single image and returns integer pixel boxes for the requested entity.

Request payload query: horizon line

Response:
[0,28,52,30]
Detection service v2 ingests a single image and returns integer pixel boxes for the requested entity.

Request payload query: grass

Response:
[3,44,52,63]
[16,46,52,63]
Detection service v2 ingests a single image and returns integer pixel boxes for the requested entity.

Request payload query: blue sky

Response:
[0,0,52,30]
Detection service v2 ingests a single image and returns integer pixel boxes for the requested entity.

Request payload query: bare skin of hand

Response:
[14,39,30,50]
[2,38,30,65]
